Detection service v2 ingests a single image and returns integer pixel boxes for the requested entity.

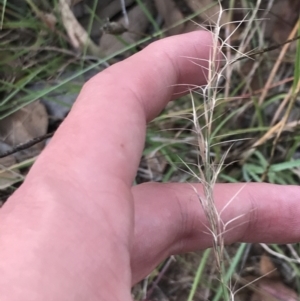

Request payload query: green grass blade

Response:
[135,0,162,36]
[0,0,7,29]
[187,249,211,301]
[293,19,300,92]
[213,243,247,301]
[270,159,300,172]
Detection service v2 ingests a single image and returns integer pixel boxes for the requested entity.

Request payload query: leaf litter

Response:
[1,0,300,299]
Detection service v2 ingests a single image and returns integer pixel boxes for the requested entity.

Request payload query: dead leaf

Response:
[70,0,84,6]
[265,0,300,45]
[0,101,48,161]
[0,143,21,190]
[155,0,238,38]
[187,0,232,26]
[41,12,57,31]
[259,254,280,279]
[155,0,185,36]
[99,0,154,55]
[73,0,135,42]
[251,278,298,301]
[97,0,135,20]
[0,162,22,190]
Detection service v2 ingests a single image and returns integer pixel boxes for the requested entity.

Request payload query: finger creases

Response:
[131,182,300,284]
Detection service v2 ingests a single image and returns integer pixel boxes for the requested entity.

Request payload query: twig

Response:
[0,132,54,159]
[257,20,300,105]
[232,35,300,64]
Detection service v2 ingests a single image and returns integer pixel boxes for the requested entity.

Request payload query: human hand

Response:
[1,31,300,301]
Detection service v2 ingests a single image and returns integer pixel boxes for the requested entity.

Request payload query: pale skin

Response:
[0,31,300,301]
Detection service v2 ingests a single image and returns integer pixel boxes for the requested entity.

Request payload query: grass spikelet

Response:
[188,1,260,299]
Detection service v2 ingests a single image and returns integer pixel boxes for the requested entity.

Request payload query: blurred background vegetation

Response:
[0,0,300,300]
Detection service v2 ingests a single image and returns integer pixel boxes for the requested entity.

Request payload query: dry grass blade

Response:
[261,79,300,181]
[258,19,300,106]
[189,1,232,297]
[185,1,299,298]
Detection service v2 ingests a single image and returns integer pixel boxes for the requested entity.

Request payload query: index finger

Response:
[34,31,215,186]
